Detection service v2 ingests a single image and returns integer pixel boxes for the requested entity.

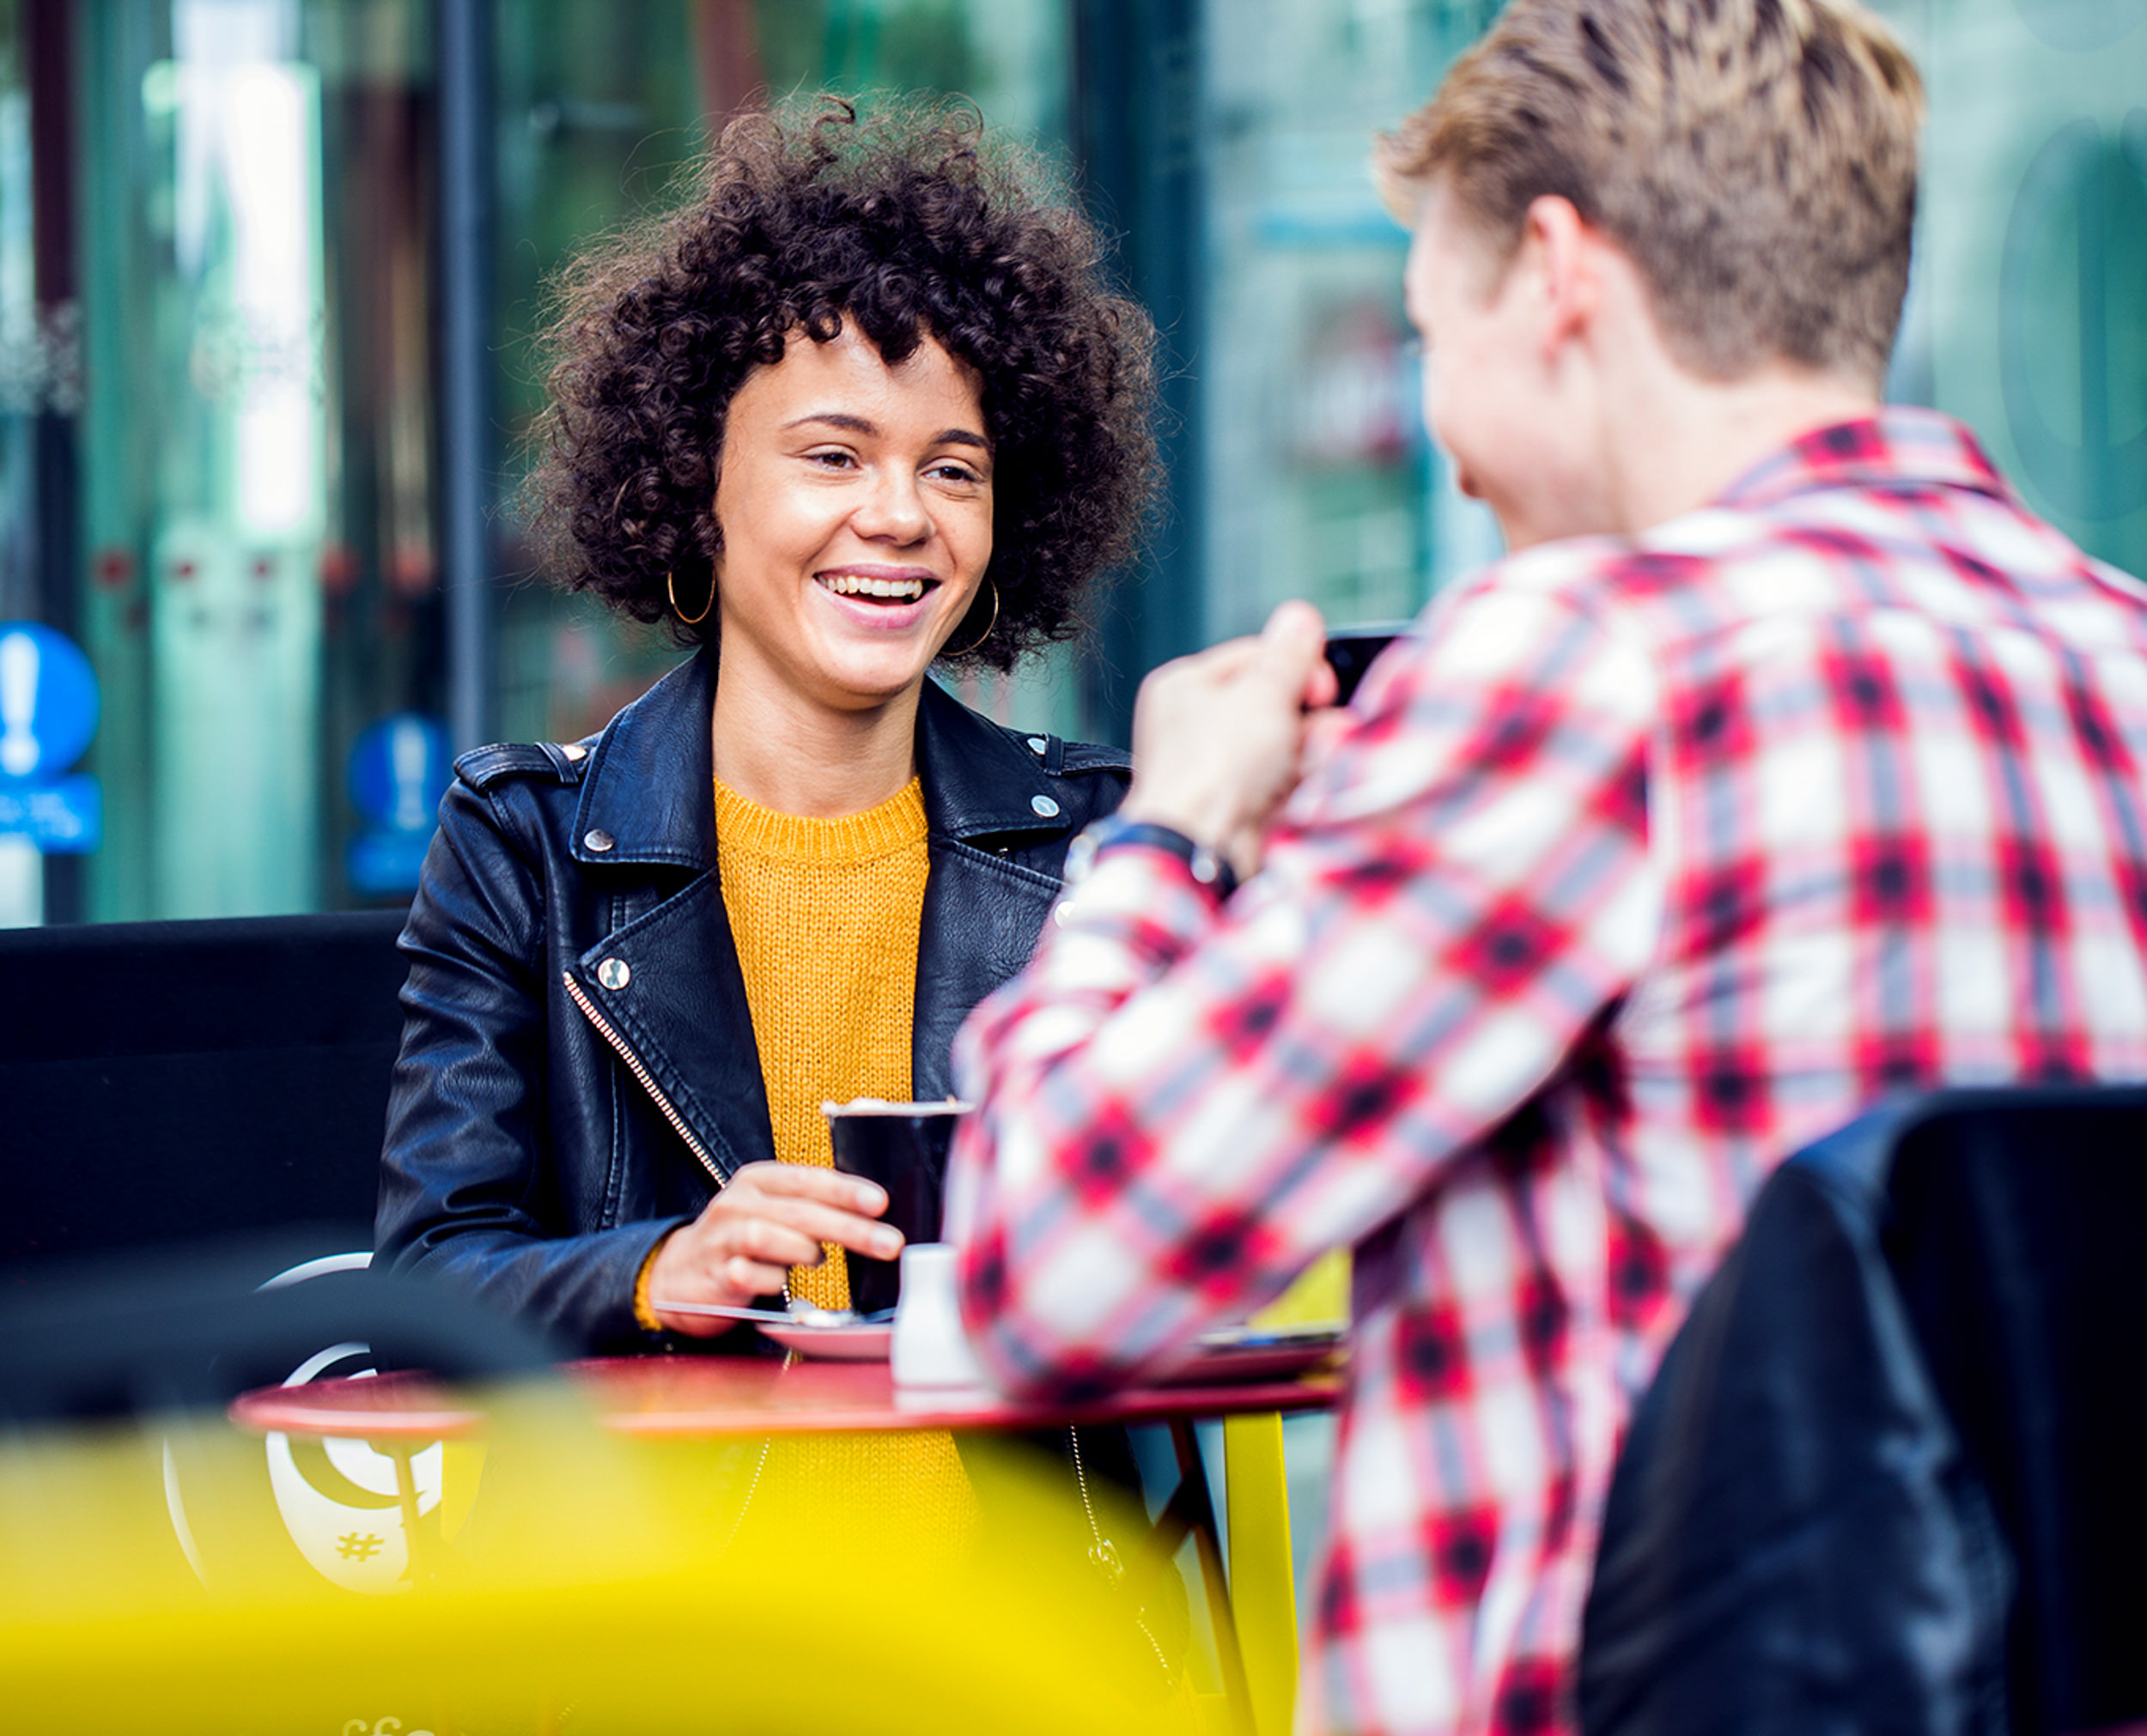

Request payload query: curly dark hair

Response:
[526,98,1160,674]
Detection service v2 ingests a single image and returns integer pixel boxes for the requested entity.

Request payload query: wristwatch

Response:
[1063,815,1239,900]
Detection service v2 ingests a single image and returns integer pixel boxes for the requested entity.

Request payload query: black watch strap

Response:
[1067,817,1239,900]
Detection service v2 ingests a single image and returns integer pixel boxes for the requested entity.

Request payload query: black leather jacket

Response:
[376,648,1128,1352]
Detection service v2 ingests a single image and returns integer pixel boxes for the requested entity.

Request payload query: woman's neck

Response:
[709,653,923,819]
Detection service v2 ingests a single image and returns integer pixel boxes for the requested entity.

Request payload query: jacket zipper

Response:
[1067,1424,1124,1578]
[566,968,778,1516]
[561,969,727,1193]
[1067,1425,1172,1678]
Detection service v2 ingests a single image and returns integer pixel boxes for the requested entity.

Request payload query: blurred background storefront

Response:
[0,0,2142,927]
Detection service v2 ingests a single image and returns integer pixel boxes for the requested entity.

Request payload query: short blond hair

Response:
[1378,0,1924,385]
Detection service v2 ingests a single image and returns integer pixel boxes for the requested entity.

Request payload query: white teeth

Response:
[819,574,928,601]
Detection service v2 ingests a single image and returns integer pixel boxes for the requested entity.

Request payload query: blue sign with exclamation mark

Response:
[0,622,102,853]
[347,713,452,894]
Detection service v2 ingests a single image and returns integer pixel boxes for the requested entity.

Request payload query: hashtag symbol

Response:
[336,1532,386,1561]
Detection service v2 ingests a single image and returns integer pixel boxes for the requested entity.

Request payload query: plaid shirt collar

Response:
[1712,404,2016,514]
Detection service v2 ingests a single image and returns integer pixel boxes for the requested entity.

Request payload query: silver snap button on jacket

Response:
[583,829,614,853]
[596,957,631,991]
[1031,795,1061,818]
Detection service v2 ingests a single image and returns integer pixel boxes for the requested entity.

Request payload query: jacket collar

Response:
[573,647,1076,866]
[571,649,717,869]
[913,673,1074,841]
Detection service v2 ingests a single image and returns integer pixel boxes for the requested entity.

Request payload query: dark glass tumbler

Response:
[823,1100,969,1316]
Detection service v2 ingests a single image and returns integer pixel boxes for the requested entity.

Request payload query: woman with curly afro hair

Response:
[379,96,1162,1431]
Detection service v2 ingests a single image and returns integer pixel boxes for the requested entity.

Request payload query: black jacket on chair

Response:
[1581,1087,2147,1736]
[1579,1110,2013,1736]
[376,648,1129,1352]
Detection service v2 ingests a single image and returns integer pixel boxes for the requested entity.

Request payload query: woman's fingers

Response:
[711,1211,830,1271]
[775,1199,903,1259]
[727,1161,887,1217]
[648,1243,794,1335]
[648,1204,818,1307]
[717,1163,901,1257]
[717,1253,793,1296]
[648,1223,795,1302]
[647,1162,906,1329]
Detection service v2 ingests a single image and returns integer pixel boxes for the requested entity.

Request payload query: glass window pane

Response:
[1874,0,2147,582]
[76,0,441,919]
[1197,0,1504,646]
[0,0,39,924]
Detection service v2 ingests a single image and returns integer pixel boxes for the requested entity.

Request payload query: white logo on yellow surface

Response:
[264,1340,444,1594]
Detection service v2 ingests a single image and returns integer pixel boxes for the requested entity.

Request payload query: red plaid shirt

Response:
[946,410,2147,1735]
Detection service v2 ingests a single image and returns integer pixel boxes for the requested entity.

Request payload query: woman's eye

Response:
[806,449,857,470]
[928,462,983,486]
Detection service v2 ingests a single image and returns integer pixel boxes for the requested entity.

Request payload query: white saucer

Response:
[757,1320,896,1362]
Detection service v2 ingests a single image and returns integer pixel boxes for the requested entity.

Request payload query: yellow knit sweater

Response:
[711,773,975,1542]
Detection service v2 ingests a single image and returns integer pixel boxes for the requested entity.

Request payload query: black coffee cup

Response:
[1324,624,1407,705]
[823,1098,970,1315]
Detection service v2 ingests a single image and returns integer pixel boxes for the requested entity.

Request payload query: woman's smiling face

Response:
[709,321,994,714]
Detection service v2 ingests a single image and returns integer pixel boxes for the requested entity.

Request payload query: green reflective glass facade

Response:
[0,0,40,921]
[1197,0,1505,646]
[78,3,339,919]
[2,0,2143,922]
[1879,0,2147,580]
[13,0,1071,924]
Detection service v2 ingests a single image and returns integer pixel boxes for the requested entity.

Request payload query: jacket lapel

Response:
[566,866,776,1182]
[910,680,1077,1099]
[572,649,720,870]
[911,838,1066,1100]
[566,650,775,1181]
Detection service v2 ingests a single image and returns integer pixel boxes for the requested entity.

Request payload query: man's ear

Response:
[1520,195,1599,361]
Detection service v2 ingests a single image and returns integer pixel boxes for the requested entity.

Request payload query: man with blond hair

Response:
[946,0,2147,1730]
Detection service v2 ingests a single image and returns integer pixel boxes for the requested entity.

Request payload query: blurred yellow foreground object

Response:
[0,1379,1192,1735]
[1213,1245,1349,1733]
[1223,1412,1296,1736]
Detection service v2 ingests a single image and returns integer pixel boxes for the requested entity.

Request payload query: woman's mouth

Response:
[816,572,936,605]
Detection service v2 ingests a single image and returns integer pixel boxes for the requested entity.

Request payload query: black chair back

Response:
[1582,1087,2147,1736]
[0,911,407,1273]
[1882,1090,2147,1735]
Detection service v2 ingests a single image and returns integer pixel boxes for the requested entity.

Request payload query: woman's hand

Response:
[646,1162,902,1336]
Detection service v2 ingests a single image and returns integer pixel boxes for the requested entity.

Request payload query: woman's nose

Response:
[852,468,931,543]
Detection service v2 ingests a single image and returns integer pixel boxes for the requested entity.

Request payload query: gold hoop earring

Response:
[942,578,1000,659]
[667,568,714,627]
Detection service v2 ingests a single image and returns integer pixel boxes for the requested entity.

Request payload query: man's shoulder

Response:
[1445,531,1706,641]
[1480,505,1835,592]
[1410,500,1897,696]
[1456,483,1972,637]
[1439,470,2147,707]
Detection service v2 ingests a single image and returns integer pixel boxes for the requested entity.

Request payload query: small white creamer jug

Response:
[891,1243,992,1389]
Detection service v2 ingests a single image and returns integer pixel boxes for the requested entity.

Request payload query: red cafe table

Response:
[230,1352,1342,1733]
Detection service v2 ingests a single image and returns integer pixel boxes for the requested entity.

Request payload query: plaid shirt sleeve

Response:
[946,574,1665,1394]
